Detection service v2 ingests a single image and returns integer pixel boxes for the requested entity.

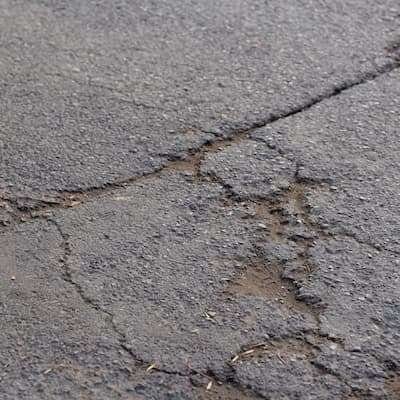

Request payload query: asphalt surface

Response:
[1,1,400,399]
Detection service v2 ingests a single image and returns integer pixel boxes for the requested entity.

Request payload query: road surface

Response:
[1,1,400,399]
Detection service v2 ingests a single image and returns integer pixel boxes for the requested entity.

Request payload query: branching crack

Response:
[3,52,399,398]
[46,216,266,397]
[2,58,400,228]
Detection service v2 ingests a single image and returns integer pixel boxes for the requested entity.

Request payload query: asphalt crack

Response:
[2,49,400,398]
[2,53,400,222]
[46,216,266,398]
[47,217,147,370]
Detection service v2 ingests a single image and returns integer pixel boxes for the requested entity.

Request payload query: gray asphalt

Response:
[0,1,400,399]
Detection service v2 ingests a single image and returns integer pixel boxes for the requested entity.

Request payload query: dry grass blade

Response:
[146,363,156,372]
[242,349,255,356]
[231,355,240,363]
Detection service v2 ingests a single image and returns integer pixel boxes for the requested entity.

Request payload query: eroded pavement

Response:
[1,1,400,399]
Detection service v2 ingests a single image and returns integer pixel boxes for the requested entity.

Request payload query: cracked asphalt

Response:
[1,1,400,399]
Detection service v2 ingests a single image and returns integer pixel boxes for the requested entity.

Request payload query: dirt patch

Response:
[224,263,311,315]
[386,374,400,399]
[254,202,284,241]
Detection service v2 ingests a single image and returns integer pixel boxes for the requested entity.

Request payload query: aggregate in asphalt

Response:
[1,0,400,196]
[1,1,400,399]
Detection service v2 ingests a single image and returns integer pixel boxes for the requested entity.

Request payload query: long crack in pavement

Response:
[1,1,400,399]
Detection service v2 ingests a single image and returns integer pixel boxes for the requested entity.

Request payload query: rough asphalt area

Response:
[1,1,400,399]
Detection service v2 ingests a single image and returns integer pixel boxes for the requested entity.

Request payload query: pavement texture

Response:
[1,1,400,399]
